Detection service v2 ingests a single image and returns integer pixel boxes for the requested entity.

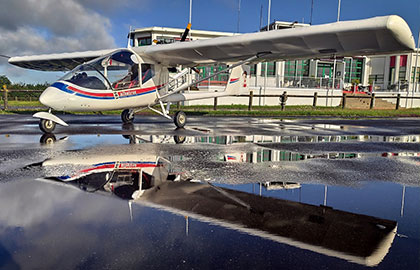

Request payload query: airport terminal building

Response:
[129,22,420,107]
[130,22,419,92]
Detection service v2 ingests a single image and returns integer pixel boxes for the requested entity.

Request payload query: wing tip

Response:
[385,15,416,51]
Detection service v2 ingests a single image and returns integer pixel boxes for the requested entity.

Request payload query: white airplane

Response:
[8,15,415,133]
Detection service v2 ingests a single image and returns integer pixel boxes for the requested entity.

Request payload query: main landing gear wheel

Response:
[174,135,186,144]
[40,133,56,144]
[121,109,134,124]
[174,111,187,128]
[39,119,56,133]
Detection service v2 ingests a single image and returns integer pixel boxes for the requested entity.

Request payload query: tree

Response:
[0,75,11,86]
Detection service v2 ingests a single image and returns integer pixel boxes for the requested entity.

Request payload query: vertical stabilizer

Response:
[225,64,250,95]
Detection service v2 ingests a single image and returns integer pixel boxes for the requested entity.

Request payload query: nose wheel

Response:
[121,109,134,124]
[39,119,56,133]
[174,111,187,128]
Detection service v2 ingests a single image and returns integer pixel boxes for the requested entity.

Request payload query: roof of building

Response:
[131,26,237,38]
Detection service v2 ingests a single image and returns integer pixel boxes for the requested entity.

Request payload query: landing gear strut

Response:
[39,119,56,133]
[121,109,134,124]
[174,111,186,128]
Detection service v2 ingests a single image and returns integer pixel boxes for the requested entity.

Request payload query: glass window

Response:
[398,66,407,82]
[369,74,384,84]
[284,60,309,78]
[141,64,155,84]
[60,59,111,90]
[261,62,276,77]
[156,36,175,44]
[344,58,363,83]
[107,51,140,90]
[250,64,257,76]
[60,49,141,90]
[411,67,420,83]
[138,37,152,46]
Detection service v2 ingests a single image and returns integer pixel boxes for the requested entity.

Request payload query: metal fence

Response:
[1,88,416,111]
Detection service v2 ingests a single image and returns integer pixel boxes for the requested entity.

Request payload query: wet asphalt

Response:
[1,115,420,269]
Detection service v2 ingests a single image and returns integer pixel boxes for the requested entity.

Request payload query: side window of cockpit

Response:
[106,51,140,90]
[141,64,155,84]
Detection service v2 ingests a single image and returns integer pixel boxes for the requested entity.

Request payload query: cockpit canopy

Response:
[60,49,154,90]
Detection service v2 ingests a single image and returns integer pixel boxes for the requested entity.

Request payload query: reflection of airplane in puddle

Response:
[36,151,397,267]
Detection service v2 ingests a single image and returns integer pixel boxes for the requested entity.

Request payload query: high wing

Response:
[8,49,115,71]
[136,15,415,66]
[8,15,415,71]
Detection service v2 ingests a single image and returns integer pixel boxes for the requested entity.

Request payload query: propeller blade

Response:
[180,23,192,42]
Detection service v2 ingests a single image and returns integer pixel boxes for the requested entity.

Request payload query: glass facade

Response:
[197,65,229,82]
[138,37,152,46]
[284,60,309,77]
[369,74,384,84]
[411,67,420,83]
[344,58,363,83]
[260,62,276,77]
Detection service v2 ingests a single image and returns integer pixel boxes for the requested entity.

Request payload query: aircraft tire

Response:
[39,119,56,133]
[174,111,186,128]
[40,133,56,144]
[174,135,186,144]
[121,109,134,124]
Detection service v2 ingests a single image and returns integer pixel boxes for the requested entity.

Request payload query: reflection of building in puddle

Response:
[88,133,420,146]
[263,181,301,190]
[36,151,397,267]
[381,152,420,157]
[224,151,359,163]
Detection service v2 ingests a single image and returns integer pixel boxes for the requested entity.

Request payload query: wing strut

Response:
[149,52,270,122]
[158,52,270,100]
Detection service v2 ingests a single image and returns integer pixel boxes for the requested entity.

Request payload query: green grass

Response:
[2,101,420,118]
[7,100,43,107]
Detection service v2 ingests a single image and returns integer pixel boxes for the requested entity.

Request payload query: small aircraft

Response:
[8,15,415,133]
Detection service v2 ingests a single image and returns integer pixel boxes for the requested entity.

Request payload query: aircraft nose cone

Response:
[39,87,54,107]
[39,85,66,110]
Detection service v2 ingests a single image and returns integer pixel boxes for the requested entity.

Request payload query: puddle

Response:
[0,133,420,269]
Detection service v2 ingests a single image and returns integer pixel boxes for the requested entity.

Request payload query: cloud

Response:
[0,0,116,57]
[0,0,121,82]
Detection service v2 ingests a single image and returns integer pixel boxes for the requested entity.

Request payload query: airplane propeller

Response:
[180,23,200,74]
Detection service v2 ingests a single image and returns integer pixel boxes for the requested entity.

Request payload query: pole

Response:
[2,85,7,110]
[323,185,328,206]
[264,0,271,105]
[337,0,341,22]
[237,0,241,33]
[332,57,337,89]
[189,0,192,23]
[310,0,314,25]
[414,31,420,93]
[400,185,406,217]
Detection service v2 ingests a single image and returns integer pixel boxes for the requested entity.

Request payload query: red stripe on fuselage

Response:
[67,86,114,97]
[66,83,165,99]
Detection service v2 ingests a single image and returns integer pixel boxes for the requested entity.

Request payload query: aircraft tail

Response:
[224,64,250,95]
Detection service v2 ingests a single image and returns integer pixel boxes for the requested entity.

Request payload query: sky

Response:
[0,0,419,84]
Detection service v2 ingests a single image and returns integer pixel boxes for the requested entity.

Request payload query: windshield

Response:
[60,49,140,90]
